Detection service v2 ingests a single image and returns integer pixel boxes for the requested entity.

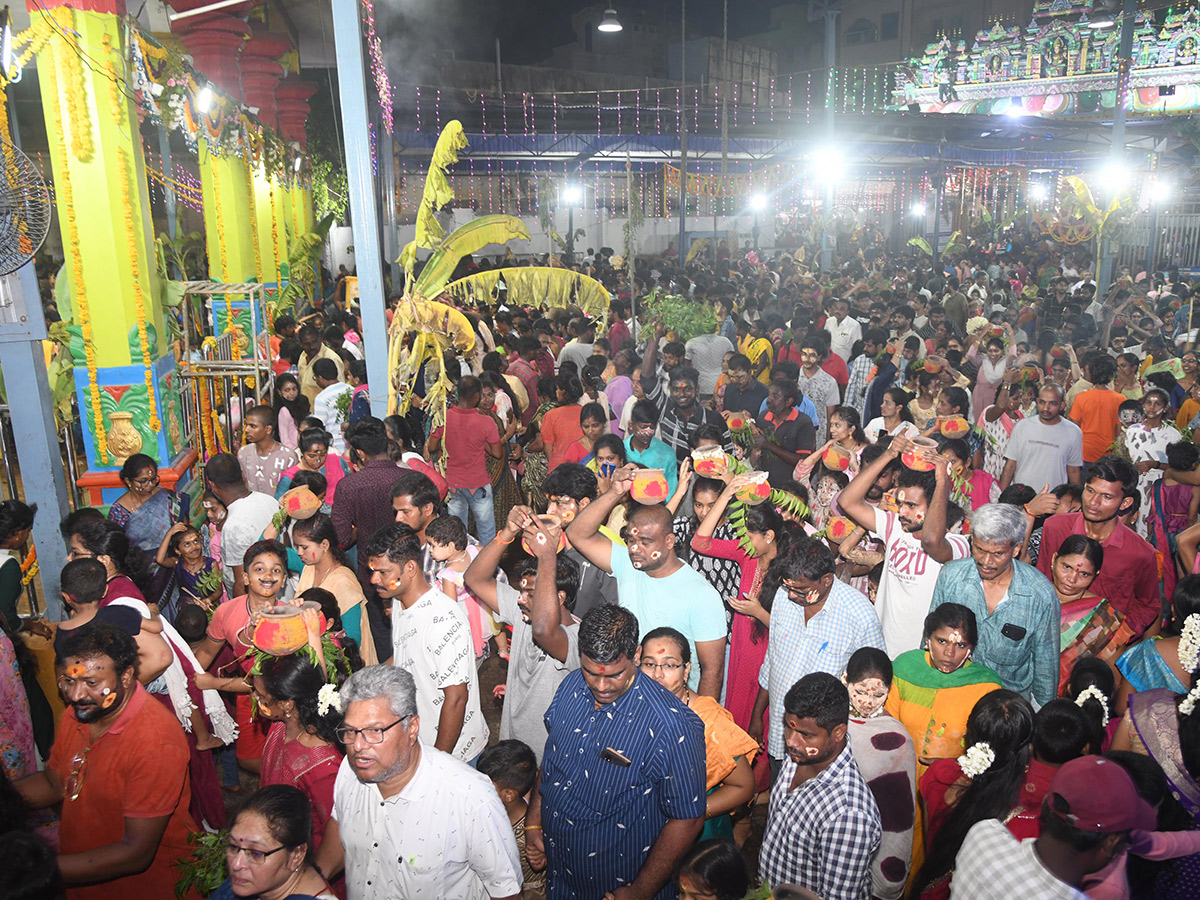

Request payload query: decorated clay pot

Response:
[901,437,939,472]
[939,416,970,437]
[253,601,323,655]
[521,514,568,555]
[106,412,144,465]
[735,471,772,506]
[725,414,748,431]
[826,517,855,541]
[923,360,942,373]
[822,445,852,472]
[630,469,670,505]
[691,446,730,478]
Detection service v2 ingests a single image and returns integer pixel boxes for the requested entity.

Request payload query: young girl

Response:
[692,471,794,792]
[563,402,608,469]
[157,523,223,612]
[425,514,491,661]
[193,540,292,774]
[677,839,750,900]
[940,437,999,512]
[1064,656,1119,752]
[272,373,310,450]
[798,405,868,480]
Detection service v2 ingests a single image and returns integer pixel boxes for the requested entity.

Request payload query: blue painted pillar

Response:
[331,0,390,418]
[0,263,71,620]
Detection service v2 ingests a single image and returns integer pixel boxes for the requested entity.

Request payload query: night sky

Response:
[377,0,779,66]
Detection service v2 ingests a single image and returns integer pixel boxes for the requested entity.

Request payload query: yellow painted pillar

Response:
[198,138,259,284]
[31,3,179,473]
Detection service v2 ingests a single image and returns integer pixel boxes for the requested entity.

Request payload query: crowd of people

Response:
[7,233,1200,900]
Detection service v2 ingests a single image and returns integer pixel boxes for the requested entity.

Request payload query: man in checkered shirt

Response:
[760,673,881,900]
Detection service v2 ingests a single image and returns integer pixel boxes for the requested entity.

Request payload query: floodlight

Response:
[197,85,214,114]
[597,9,623,32]
[749,193,768,212]
[561,185,583,205]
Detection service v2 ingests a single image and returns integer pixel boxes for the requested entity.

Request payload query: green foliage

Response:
[307,91,350,221]
[275,213,336,317]
[334,387,353,423]
[639,290,718,341]
[156,231,205,281]
[174,829,229,898]
[771,488,811,521]
[623,174,644,266]
[46,321,78,430]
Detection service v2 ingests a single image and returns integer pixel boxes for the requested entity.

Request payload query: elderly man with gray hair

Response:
[314,665,522,900]
[927,503,1059,706]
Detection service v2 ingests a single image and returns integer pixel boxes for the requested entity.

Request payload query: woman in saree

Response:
[1111,673,1200,898]
[639,627,756,841]
[291,513,377,665]
[885,603,1003,883]
[107,453,189,620]
[1052,534,1136,692]
[275,429,352,508]
[1116,575,1200,712]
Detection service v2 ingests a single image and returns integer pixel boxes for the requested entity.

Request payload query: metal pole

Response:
[567,204,575,258]
[495,38,503,98]
[821,8,838,273]
[331,0,390,418]
[753,210,759,251]
[1097,0,1137,293]
[677,0,687,259]
[933,143,945,258]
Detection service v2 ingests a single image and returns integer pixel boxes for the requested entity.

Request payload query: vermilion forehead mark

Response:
[597,664,609,673]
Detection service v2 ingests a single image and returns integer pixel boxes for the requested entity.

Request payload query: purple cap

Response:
[1047,756,1156,833]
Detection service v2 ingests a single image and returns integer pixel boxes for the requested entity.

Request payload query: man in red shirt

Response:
[17,622,200,900]
[1036,454,1160,637]
[817,333,849,398]
[428,375,503,544]
[507,336,542,426]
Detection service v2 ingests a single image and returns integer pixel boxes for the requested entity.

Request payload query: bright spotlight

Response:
[749,193,768,212]
[1098,159,1131,190]
[910,201,927,217]
[1152,180,1173,203]
[1029,183,1049,201]
[809,145,846,184]
[1003,98,1024,118]
[597,8,623,32]
[561,185,583,205]
[294,155,303,173]
[197,85,214,114]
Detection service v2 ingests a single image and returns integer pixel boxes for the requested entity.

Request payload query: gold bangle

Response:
[524,825,543,830]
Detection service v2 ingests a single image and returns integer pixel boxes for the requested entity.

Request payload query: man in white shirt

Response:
[205,452,280,597]
[839,441,970,657]
[824,297,863,363]
[684,331,735,397]
[999,383,1084,491]
[316,665,523,900]
[368,522,488,763]
[311,358,354,455]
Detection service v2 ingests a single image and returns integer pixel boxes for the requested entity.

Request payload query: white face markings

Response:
[650,550,662,561]
[805,745,819,757]
[896,489,908,504]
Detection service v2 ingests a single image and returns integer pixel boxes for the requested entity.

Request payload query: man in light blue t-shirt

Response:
[565,469,728,696]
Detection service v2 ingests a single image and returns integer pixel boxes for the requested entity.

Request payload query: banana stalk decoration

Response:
[387,122,531,458]
[1061,175,1136,244]
[444,267,611,320]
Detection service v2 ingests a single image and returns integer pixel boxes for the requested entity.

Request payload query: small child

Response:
[677,839,751,900]
[425,515,491,660]
[157,523,223,613]
[477,740,544,900]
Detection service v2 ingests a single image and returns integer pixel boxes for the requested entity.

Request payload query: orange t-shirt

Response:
[1069,387,1126,462]
[50,684,200,900]
[540,405,584,471]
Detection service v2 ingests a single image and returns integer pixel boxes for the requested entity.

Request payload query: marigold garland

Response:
[243,137,263,279]
[51,10,93,164]
[0,85,9,143]
[269,177,282,288]
[20,546,38,588]
[44,34,107,462]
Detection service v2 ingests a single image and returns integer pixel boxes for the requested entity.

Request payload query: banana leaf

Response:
[907,236,933,257]
[445,267,611,317]
[1062,176,1103,229]
[412,215,531,299]
[685,237,710,265]
[400,121,469,280]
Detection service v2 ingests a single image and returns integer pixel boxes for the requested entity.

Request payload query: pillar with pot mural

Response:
[29,1,190,503]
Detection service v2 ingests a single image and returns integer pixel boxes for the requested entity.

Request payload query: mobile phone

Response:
[600,746,632,767]
[599,462,616,478]
[1000,623,1027,642]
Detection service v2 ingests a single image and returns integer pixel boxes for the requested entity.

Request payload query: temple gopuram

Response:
[893,0,1200,117]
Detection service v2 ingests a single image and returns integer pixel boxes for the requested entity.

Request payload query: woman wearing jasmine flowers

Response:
[253,650,354,854]
[908,689,1034,900]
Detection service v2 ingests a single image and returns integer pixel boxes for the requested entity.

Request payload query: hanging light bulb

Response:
[597,8,623,33]
[197,84,214,114]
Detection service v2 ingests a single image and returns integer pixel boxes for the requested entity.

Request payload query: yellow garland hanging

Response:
[0,85,9,146]
[20,546,37,588]
[51,10,93,164]
[44,36,107,463]
[269,176,282,288]
[243,133,263,280]
[101,32,160,433]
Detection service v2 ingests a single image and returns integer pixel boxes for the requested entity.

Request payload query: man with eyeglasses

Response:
[748,539,885,786]
[315,665,522,900]
[16,621,199,898]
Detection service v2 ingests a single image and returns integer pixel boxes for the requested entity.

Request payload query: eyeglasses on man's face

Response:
[335,717,407,745]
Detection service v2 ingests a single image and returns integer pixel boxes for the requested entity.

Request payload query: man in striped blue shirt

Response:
[526,606,707,900]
